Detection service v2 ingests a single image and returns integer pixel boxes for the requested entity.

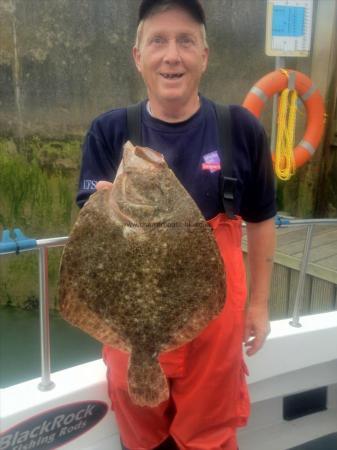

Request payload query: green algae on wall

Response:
[0,136,81,309]
[277,154,337,219]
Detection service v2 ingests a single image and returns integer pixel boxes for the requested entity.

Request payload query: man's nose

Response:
[163,40,181,64]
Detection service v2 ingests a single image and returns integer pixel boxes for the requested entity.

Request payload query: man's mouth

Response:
[160,73,184,79]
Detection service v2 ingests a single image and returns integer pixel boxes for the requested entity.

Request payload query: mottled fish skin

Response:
[59,141,226,407]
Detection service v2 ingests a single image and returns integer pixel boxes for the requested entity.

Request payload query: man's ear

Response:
[202,47,209,73]
[133,46,142,73]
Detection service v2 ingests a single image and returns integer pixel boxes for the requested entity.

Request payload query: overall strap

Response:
[214,103,237,219]
[127,101,237,219]
[126,102,143,146]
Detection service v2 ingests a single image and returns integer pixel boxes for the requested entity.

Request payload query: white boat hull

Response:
[1,311,337,450]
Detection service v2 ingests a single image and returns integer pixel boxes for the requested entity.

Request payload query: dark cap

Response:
[138,0,206,26]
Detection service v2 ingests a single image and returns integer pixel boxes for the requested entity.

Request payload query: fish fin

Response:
[127,351,169,407]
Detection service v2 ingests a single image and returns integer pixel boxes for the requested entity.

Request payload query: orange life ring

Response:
[242,69,325,168]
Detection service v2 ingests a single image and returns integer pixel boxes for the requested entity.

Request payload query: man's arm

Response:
[244,217,275,356]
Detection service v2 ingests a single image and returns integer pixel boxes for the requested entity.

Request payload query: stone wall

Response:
[0,0,284,137]
[1,0,336,217]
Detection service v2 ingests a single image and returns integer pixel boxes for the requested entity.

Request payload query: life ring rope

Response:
[275,70,297,180]
[250,86,268,103]
[246,71,320,104]
[243,69,325,175]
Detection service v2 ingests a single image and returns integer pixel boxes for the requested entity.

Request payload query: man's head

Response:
[138,0,206,25]
[135,0,208,50]
[133,0,209,115]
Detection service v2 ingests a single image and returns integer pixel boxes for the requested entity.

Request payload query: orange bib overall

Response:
[103,213,250,450]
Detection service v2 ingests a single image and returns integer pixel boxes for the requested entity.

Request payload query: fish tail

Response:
[127,351,169,407]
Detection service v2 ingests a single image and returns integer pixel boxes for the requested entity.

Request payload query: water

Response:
[0,306,102,388]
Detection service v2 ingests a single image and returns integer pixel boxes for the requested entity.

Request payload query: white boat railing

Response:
[272,218,337,328]
[1,235,68,391]
[37,239,68,391]
[0,217,336,392]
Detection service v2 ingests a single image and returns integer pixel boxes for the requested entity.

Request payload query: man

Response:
[77,1,276,449]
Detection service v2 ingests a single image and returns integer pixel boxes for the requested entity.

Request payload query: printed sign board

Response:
[0,401,108,450]
[266,0,313,56]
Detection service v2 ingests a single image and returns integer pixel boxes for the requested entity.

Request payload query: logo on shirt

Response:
[82,179,97,190]
[201,151,221,173]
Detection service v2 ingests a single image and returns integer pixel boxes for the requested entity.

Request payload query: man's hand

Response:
[96,181,113,190]
[245,218,275,356]
[244,304,270,356]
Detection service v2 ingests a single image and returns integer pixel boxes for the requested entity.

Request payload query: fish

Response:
[59,141,226,407]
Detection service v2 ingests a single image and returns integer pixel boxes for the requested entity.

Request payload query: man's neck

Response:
[147,96,200,123]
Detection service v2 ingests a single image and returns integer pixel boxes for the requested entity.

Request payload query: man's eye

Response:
[151,36,165,44]
[178,36,194,46]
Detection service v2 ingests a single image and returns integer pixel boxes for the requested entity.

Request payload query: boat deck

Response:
[242,223,337,319]
[273,224,337,284]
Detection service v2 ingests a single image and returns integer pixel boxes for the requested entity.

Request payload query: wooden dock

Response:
[242,223,337,320]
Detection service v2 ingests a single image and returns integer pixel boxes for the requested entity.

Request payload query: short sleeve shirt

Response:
[77,96,276,222]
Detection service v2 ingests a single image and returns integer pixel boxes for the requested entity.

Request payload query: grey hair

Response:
[134,6,208,50]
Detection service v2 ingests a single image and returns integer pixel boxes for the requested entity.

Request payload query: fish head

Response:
[111,141,174,226]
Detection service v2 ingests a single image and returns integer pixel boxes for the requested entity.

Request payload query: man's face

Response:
[133,8,209,107]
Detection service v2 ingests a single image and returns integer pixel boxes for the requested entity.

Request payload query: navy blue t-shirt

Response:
[77,96,276,222]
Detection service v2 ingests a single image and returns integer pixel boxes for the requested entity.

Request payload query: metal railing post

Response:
[289,224,314,328]
[37,246,55,391]
[270,56,285,154]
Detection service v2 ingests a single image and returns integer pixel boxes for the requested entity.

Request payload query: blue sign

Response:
[272,5,305,37]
